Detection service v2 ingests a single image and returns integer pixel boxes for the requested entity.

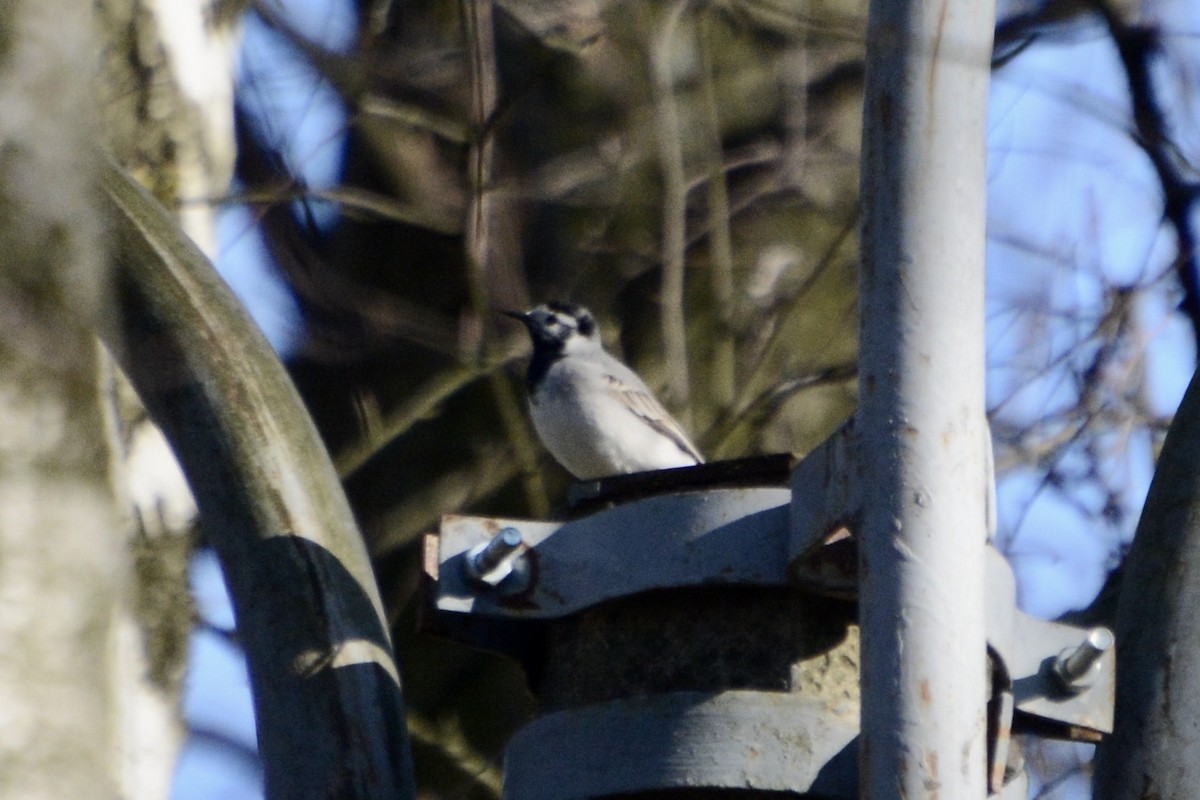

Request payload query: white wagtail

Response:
[504,302,704,479]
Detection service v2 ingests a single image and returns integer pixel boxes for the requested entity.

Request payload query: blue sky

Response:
[987,13,1194,619]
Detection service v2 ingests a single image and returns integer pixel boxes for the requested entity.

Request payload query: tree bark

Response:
[0,1,118,796]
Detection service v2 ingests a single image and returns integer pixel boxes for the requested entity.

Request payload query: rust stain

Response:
[825,526,853,545]
[1066,725,1103,744]
[928,1,949,98]
[421,534,440,580]
[919,678,933,705]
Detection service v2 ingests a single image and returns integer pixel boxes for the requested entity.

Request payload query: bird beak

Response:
[500,309,530,326]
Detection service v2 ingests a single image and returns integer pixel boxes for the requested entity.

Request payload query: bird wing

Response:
[604,373,705,464]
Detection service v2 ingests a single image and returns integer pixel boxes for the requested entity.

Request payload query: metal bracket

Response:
[423,431,1114,798]
[428,468,1113,738]
[433,487,792,619]
[785,420,1114,738]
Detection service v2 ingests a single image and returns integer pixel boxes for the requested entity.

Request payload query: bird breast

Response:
[528,358,698,479]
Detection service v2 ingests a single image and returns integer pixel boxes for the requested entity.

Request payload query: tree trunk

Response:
[0,1,118,796]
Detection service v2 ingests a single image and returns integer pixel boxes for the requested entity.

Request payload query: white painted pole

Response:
[857,0,995,796]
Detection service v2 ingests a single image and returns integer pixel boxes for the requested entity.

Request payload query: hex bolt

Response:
[1051,627,1114,693]
[464,527,527,590]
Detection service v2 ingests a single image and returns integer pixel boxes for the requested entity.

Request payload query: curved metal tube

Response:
[97,154,414,800]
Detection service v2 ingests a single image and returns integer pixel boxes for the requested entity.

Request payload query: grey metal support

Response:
[858,0,997,794]
[428,461,1111,798]
[1093,366,1200,798]
[98,155,415,800]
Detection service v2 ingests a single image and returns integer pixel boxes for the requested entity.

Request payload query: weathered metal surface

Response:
[995,768,1029,800]
[503,690,860,800]
[792,499,1115,737]
[433,487,1112,734]
[1009,614,1115,735]
[857,0,997,788]
[1093,363,1200,797]
[986,532,1114,736]
[436,488,792,619]
[428,444,1110,800]
[989,689,1016,793]
[537,589,860,710]
[987,546,1018,673]
[789,421,862,570]
[101,156,414,800]
[565,454,794,514]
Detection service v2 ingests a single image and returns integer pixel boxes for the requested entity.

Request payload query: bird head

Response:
[503,302,599,355]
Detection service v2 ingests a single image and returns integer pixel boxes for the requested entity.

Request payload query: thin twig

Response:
[333,338,527,478]
[699,10,737,412]
[461,0,549,516]
[705,363,858,458]
[370,443,521,556]
[1092,1,1200,348]
[650,0,693,419]
[406,712,503,798]
[701,216,858,457]
[357,94,472,144]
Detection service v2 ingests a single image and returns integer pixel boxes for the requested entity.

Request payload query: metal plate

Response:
[1009,613,1115,735]
[436,488,792,619]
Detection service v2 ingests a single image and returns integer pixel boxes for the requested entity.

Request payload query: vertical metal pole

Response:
[857,0,995,796]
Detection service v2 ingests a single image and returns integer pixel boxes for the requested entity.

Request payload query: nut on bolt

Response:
[464,527,530,592]
[1050,627,1114,694]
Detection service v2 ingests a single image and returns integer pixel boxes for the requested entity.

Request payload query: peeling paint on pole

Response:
[857,0,996,795]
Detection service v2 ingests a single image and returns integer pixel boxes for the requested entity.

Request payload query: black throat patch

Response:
[526,338,564,393]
